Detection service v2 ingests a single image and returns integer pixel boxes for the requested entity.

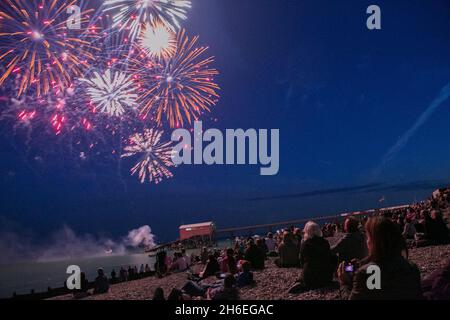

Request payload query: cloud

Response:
[247,183,383,201]
[248,180,450,201]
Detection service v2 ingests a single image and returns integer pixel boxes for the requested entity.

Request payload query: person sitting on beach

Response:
[73,272,90,299]
[244,239,265,269]
[275,232,300,268]
[235,261,255,288]
[119,267,127,282]
[425,210,449,245]
[199,254,221,279]
[200,247,209,264]
[338,217,422,300]
[155,250,168,277]
[288,221,335,293]
[293,228,303,248]
[257,237,269,255]
[219,248,238,274]
[207,274,239,300]
[181,248,191,267]
[170,252,188,272]
[265,232,277,254]
[93,268,109,295]
[152,287,165,300]
[332,217,368,264]
[402,217,417,240]
[145,264,151,273]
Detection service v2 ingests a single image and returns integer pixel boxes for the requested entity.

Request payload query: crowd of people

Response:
[152,188,450,300]
[69,188,450,300]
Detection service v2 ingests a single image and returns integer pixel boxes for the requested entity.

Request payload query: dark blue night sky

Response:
[1,0,450,243]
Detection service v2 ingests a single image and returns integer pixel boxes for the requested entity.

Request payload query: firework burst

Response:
[121,128,174,184]
[138,22,176,61]
[0,0,99,97]
[130,29,220,128]
[102,0,191,41]
[80,68,138,117]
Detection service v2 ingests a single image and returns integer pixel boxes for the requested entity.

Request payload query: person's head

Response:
[153,287,165,300]
[241,261,251,273]
[267,232,273,239]
[282,231,292,243]
[167,288,183,300]
[97,268,104,277]
[207,254,216,263]
[226,248,234,257]
[224,274,235,289]
[431,210,441,220]
[181,248,186,255]
[344,217,359,233]
[303,221,322,240]
[365,217,406,263]
[256,238,263,246]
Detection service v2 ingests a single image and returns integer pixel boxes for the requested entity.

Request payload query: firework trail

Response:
[130,29,220,128]
[80,68,138,117]
[102,0,191,41]
[0,0,99,97]
[121,128,174,184]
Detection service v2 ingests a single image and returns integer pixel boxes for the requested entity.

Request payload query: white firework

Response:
[139,22,176,60]
[121,128,174,184]
[103,0,192,40]
[81,69,138,117]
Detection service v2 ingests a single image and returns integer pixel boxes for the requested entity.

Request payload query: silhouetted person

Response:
[275,232,300,268]
[93,268,109,295]
[153,287,165,300]
[244,240,265,269]
[332,217,368,263]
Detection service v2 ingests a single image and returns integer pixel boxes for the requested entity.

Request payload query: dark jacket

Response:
[244,244,265,269]
[300,236,335,289]
[425,216,449,244]
[344,256,422,300]
[331,231,368,263]
[277,241,300,267]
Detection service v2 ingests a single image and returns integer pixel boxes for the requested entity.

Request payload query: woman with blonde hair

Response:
[288,221,335,293]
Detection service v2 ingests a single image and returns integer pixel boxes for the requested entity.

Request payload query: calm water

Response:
[0,242,233,299]
[0,253,157,299]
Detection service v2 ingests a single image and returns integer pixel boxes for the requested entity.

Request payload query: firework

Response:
[130,29,220,128]
[102,0,191,41]
[80,69,138,117]
[0,0,99,97]
[138,22,176,61]
[121,128,174,184]
[1,84,95,136]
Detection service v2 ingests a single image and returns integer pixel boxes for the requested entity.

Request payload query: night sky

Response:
[1,0,450,244]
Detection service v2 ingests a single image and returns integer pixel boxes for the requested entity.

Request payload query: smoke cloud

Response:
[0,220,157,264]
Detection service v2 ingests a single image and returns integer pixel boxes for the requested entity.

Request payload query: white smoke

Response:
[124,225,156,248]
[0,221,157,264]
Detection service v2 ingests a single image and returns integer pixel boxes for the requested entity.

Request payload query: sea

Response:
[0,240,234,299]
[0,252,158,299]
